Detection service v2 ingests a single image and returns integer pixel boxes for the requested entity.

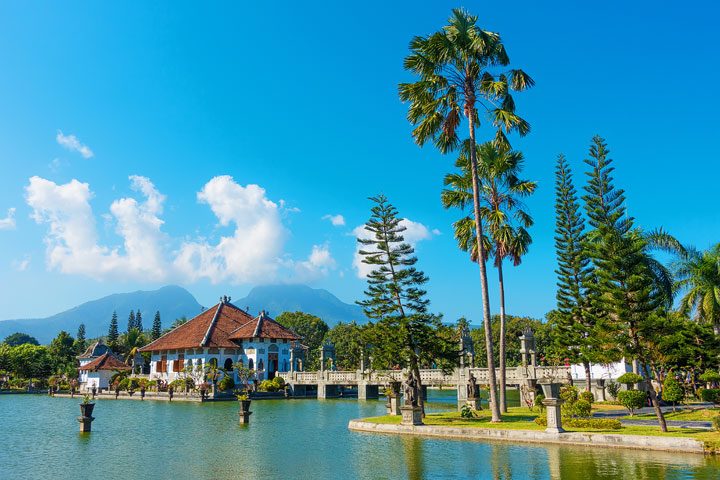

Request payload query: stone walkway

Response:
[593,404,715,430]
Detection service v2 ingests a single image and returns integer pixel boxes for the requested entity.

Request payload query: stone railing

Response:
[327,371,358,382]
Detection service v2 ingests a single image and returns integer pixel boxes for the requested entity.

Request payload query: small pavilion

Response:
[78,352,131,391]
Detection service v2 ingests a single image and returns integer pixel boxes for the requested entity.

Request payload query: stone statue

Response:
[403,371,418,407]
[467,372,478,399]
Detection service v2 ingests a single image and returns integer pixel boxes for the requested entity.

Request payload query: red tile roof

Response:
[139,301,297,352]
[229,311,299,341]
[81,352,131,371]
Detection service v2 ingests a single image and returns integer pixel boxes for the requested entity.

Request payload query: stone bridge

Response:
[278,365,570,405]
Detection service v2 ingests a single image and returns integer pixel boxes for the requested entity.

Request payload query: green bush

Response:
[534,394,545,412]
[571,399,592,418]
[700,388,720,405]
[661,376,684,409]
[534,415,620,430]
[579,391,595,404]
[617,373,643,387]
[700,371,720,384]
[713,415,720,432]
[560,385,579,404]
[618,390,647,415]
[217,375,235,391]
[126,378,140,392]
[258,379,278,392]
[460,404,476,418]
[606,381,620,399]
[272,376,285,389]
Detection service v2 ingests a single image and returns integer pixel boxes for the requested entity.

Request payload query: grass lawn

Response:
[360,407,720,452]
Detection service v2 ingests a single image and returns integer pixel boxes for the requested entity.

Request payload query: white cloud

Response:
[26,175,168,280]
[289,244,337,282]
[352,218,435,278]
[174,175,287,284]
[12,256,30,271]
[0,208,16,230]
[56,130,94,159]
[322,214,345,226]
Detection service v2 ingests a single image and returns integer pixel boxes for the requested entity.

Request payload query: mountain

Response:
[0,285,203,344]
[234,285,366,326]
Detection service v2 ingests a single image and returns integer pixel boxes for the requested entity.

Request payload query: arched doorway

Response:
[224,358,233,371]
[267,345,279,379]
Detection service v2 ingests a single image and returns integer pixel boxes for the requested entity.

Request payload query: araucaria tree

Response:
[442,141,535,412]
[108,311,119,349]
[151,311,162,341]
[400,8,533,421]
[127,310,136,333]
[356,195,453,415]
[582,136,684,432]
[552,154,606,391]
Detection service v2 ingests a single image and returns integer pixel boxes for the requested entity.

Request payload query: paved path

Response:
[592,404,715,430]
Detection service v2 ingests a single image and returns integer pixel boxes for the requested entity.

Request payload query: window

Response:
[224,358,234,371]
[158,355,167,373]
[173,354,185,372]
[258,359,264,371]
[248,358,254,370]
[259,338,264,343]
[271,338,277,343]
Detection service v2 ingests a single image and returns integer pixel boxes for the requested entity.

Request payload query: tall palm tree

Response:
[400,8,533,422]
[442,141,535,412]
[675,243,720,335]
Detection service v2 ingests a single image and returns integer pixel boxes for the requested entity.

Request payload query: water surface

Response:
[1,391,717,479]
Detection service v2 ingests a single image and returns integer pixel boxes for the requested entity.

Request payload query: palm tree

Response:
[400,8,533,422]
[675,243,720,335]
[442,141,535,412]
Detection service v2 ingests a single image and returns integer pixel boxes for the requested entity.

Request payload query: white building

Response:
[139,296,300,384]
[570,360,634,382]
[78,348,131,391]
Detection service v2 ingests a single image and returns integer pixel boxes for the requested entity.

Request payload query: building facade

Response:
[139,296,300,384]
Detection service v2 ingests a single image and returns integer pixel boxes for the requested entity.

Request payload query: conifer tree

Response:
[135,310,143,332]
[356,195,454,415]
[75,323,87,354]
[127,310,136,333]
[108,311,119,348]
[553,154,603,391]
[582,136,671,431]
[151,311,162,340]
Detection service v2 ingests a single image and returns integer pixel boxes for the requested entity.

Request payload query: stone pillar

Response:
[400,405,423,426]
[289,349,295,373]
[317,383,338,399]
[319,349,325,372]
[539,382,565,434]
[358,383,379,400]
[238,402,252,424]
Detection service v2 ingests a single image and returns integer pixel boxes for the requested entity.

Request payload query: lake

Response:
[1,390,718,479]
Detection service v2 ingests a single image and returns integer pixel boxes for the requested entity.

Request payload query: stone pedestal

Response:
[400,406,423,426]
[238,411,252,424]
[389,396,401,415]
[541,398,565,433]
[77,416,94,432]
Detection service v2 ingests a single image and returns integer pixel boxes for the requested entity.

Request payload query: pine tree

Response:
[553,154,606,390]
[75,323,87,354]
[127,310,136,333]
[135,310,143,332]
[108,311,119,348]
[582,136,669,431]
[356,195,454,416]
[151,311,162,340]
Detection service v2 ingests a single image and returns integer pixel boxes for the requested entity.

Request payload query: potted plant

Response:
[80,394,95,418]
[236,392,251,413]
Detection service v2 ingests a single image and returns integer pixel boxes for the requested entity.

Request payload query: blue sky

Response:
[0,2,718,325]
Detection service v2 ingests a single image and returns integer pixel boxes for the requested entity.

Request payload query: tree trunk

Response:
[497,260,507,413]
[583,360,592,393]
[411,359,425,417]
[643,363,668,432]
[467,114,501,422]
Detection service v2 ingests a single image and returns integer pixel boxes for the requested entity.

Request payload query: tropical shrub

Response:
[126,378,140,392]
[571,399,592,418]
[713,415,720,432]
[618,390,647,415]
[606,380,620,399]
[534,415,620,429]
[460,404,477,418]
[700,388,720,406]
[579,391,595,404]
[560,385,579,404]
[661,376,684,410]
[534,394,545,412]
[272,376,285,389]
[699,371,720,386]
[258,379,278,392]
[617,373,643,389]
[217,375,235,391]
